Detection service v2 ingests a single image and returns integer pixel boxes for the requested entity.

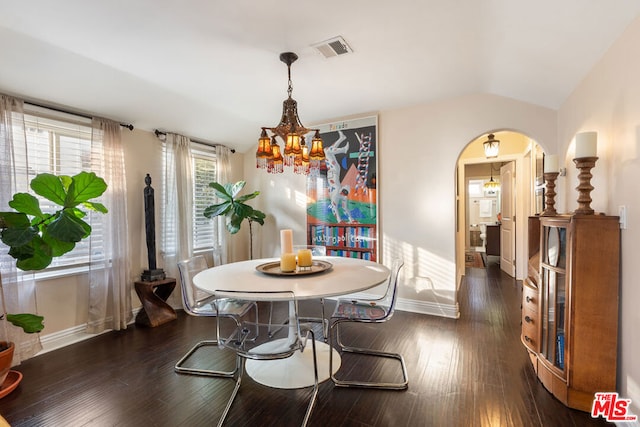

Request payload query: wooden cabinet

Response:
[522,280,539,354]
[523,214,620,412]
[485,224,500,256]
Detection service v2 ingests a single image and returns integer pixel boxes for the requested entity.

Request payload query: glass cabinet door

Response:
[543,226,566,269]
[540,225,567,372]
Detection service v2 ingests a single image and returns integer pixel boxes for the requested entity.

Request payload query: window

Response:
[468,179,484,198]
[16,107,105,271]
[191,143,218,252]
[161,141,219,255]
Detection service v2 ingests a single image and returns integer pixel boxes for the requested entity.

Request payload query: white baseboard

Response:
[37,308,143,356]
[37,324,105,355]
[396,297,460,319]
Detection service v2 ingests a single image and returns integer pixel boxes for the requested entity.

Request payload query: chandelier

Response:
[256,52,325,175]
[483,133,500,158]
[484,164,500,192]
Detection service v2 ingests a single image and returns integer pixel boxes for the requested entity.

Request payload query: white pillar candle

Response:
[280,229,293,255]
[544,154,558,173]
[575,132,597,158]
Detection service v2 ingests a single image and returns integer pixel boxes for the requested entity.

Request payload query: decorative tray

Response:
[256,260,332,276]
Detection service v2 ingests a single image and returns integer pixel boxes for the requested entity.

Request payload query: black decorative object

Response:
[141,174,165,281]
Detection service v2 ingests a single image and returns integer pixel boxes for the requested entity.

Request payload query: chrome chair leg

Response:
[174,339,238,377]
[218,330,319,427]
[302,330,319,427]
[329,319,409,390]
[176,312,257,377]
[217,354,243,427]
[175,256,259,378]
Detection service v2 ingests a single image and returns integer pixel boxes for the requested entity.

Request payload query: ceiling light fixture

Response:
[256,52,325,175]
[483,133,500,158]
[484,164,500,192]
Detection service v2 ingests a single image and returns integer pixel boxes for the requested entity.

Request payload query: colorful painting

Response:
[306,116,378,261]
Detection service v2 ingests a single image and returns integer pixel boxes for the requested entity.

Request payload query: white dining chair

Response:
[328,258,408,390]
[174,255,257,377]
[214,290,318,427]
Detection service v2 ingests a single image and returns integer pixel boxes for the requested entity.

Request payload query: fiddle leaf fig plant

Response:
[0,171,108,333]
[204,181,265,234]
[204,181,265,259]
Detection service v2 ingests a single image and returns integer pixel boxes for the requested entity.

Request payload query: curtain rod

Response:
[25,101,134,130]
[154,129,236,153]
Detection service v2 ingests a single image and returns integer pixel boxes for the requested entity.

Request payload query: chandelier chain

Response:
[287,64,293,98]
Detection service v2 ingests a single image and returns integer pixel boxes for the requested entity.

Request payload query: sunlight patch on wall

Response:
[382,234,456,306]
[294,190,307,208]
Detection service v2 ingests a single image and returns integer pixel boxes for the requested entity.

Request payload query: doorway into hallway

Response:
[456,131,545,283]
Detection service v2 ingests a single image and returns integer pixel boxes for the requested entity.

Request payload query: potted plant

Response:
[0,171,107,384]
[203,181,265,260]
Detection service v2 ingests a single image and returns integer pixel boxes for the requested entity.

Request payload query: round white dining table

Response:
[193,256,390,389]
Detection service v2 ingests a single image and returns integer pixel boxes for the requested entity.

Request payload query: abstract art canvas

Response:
[305,116,378,261]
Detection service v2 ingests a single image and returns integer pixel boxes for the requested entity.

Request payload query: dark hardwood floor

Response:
[0,261,610,426]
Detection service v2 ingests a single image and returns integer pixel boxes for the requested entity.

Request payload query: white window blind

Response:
[161,140,218,254]
[191,143,218,252]
[18,108,105,270]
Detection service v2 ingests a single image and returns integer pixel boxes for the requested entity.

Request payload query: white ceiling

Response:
[1,1,639,153]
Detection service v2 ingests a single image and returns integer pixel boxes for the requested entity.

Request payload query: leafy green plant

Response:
[0,172,108,333]
[203,181,265,259]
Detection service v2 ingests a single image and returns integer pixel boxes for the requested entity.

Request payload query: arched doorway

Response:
[455,131,545,286]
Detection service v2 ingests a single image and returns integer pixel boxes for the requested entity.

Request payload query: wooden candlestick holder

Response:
[541,172,559,216]
[573,156,598,215]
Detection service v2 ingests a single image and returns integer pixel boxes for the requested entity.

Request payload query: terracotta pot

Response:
[0,341,15,385]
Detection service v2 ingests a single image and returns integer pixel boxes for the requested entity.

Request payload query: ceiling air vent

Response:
[312,36,353,58]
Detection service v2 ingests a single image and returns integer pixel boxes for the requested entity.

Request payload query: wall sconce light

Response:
[483,133,500,158]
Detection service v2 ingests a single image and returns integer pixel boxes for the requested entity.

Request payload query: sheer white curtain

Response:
[87,118,133,333]
[216,145,232,264]
[0,95,42,363]
[160,133,193,297]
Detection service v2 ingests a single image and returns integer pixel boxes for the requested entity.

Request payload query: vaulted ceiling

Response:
[1,1,639,153]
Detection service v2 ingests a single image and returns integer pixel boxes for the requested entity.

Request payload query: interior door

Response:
[500,162,516,277]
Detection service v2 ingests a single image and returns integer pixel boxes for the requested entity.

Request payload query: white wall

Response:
[245,94,556,318]
[556,15,640,416]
